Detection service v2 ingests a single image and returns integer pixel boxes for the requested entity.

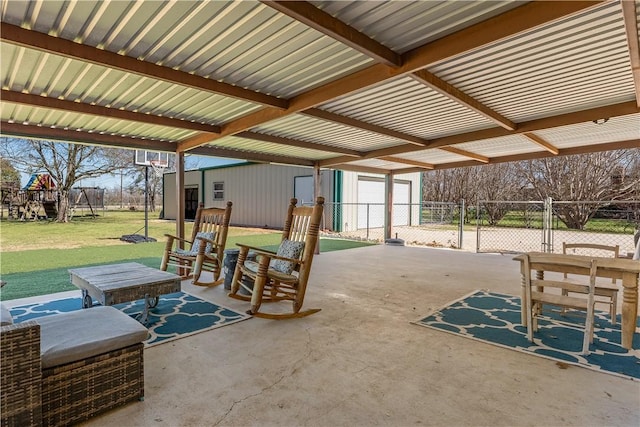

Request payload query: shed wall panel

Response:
[163,164,332,228]
[162,172,202,220]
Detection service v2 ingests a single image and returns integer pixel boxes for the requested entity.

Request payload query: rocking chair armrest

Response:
[250,249,303,265]
[193,236,220,255]
[235,243,277,256]
[164,234,193,246]
[194,235,217,245]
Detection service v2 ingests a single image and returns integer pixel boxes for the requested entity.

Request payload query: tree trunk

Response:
[57,190,70,222]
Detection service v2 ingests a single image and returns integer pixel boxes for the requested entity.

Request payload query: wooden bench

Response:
[562,243,620,324]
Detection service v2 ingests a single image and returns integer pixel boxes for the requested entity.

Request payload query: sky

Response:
[86,155,243,189]
[20,155,244,190]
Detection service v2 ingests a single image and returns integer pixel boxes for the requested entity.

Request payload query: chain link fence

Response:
[550,201,639,255]
[321,200,639,255]
[476,200,639,255]
[475,201,546,253]
[321,201,461,248]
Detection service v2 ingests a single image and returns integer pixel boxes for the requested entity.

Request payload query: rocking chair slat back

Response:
[161,201,232,287]
[228,197,324,319]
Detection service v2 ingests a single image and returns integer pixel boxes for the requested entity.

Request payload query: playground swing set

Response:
[1,173,105,221]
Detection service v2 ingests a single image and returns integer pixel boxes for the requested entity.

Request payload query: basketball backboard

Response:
[134,149,169,167]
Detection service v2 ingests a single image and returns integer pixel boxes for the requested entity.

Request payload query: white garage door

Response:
[357,179,410,229]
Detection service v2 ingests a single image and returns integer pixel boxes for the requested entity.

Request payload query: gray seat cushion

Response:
[37,306,148,369]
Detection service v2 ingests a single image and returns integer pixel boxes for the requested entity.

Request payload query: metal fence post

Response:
[476,200,481,253]
[366,203,370,240]
[542,197,553,252]
[458,198,465,249]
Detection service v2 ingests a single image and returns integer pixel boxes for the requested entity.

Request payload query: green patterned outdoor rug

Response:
[10,291,250,347]
[413,290,640,380]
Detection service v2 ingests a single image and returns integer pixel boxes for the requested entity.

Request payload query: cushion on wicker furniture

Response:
[36,306,148,369]
[0,303,13,326]
[270,239,305,274]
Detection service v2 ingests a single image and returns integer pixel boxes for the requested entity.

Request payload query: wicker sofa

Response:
[1,305,148,426]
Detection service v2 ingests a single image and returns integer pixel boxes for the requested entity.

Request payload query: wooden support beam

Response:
[523,132,560,155]
[261,1,402,67]
[188,145,315,167]
[236,131,363,156]
[178,1,602,150]
[318,144,427,168]
[317,101,637,168]
[0,121,176,151]
[393,139,640,174]
[621,0,640,108]
[1,22,287,109]
[331,163,390,174]
[378,156,434,169]
[439,146,489,163]
[425,101,639,149]
[1,89,221,134]
[303,109,429,146]
[410,70,516,131]
[0,121,315,167]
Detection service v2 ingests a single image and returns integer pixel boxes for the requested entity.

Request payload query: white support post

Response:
[384,173,393,241]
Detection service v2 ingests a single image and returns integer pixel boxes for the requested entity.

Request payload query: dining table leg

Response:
[620,271,638,350]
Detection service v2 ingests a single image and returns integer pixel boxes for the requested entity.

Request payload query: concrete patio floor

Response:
[30,245,640,426]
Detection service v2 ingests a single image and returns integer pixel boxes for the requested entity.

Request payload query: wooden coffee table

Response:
[69,262,181,323]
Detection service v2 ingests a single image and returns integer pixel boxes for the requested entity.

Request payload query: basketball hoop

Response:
[150,160,167,179]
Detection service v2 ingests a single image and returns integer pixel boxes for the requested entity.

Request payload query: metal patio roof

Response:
[1,0,639,174]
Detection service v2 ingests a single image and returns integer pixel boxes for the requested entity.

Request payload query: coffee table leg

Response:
[139,294,158,324]
[148,296,159,308]
[81,289,93,308]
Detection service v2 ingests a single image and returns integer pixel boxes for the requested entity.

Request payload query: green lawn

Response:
[0,210,374,301]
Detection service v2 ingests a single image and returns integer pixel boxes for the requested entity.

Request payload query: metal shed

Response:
[162,162,421,231]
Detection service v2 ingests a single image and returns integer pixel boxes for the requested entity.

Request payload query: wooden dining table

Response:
[513,252,640,350]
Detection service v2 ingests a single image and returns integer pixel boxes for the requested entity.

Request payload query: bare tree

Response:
[423,163,524,224]
[0,138,125,222]
[518,149,640,229]
[476,162,525,225]
[0,157,21,187]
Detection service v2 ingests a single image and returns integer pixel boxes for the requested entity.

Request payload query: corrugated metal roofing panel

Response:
[455,135,544,158]
[211,135,339,160]
[1,0,374,99]
[1,43,263,124]
[319,76,494,139]
[0,102,193,141]
[534,114,640,149]
[253,114,407,151]
[346,158,398,170]
[310,0,526,54]
[430,1,635,122]
[401,149,470,165]
[0,1,636,171]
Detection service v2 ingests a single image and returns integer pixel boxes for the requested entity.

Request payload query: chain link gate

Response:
[476,200,547,253]
[477,199,639,255]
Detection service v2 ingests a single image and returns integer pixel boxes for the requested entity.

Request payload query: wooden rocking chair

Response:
[161,201,232,286]
[228,197,324,319]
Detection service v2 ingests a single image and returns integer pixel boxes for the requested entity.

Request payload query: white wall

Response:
[340,171,421,232]
[162,171,202,220]
[163,164,333,228]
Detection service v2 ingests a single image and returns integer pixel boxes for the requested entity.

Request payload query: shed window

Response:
[212,182,224,201]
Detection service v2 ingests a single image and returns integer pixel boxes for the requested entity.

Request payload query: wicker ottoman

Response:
[1,306,148,427]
